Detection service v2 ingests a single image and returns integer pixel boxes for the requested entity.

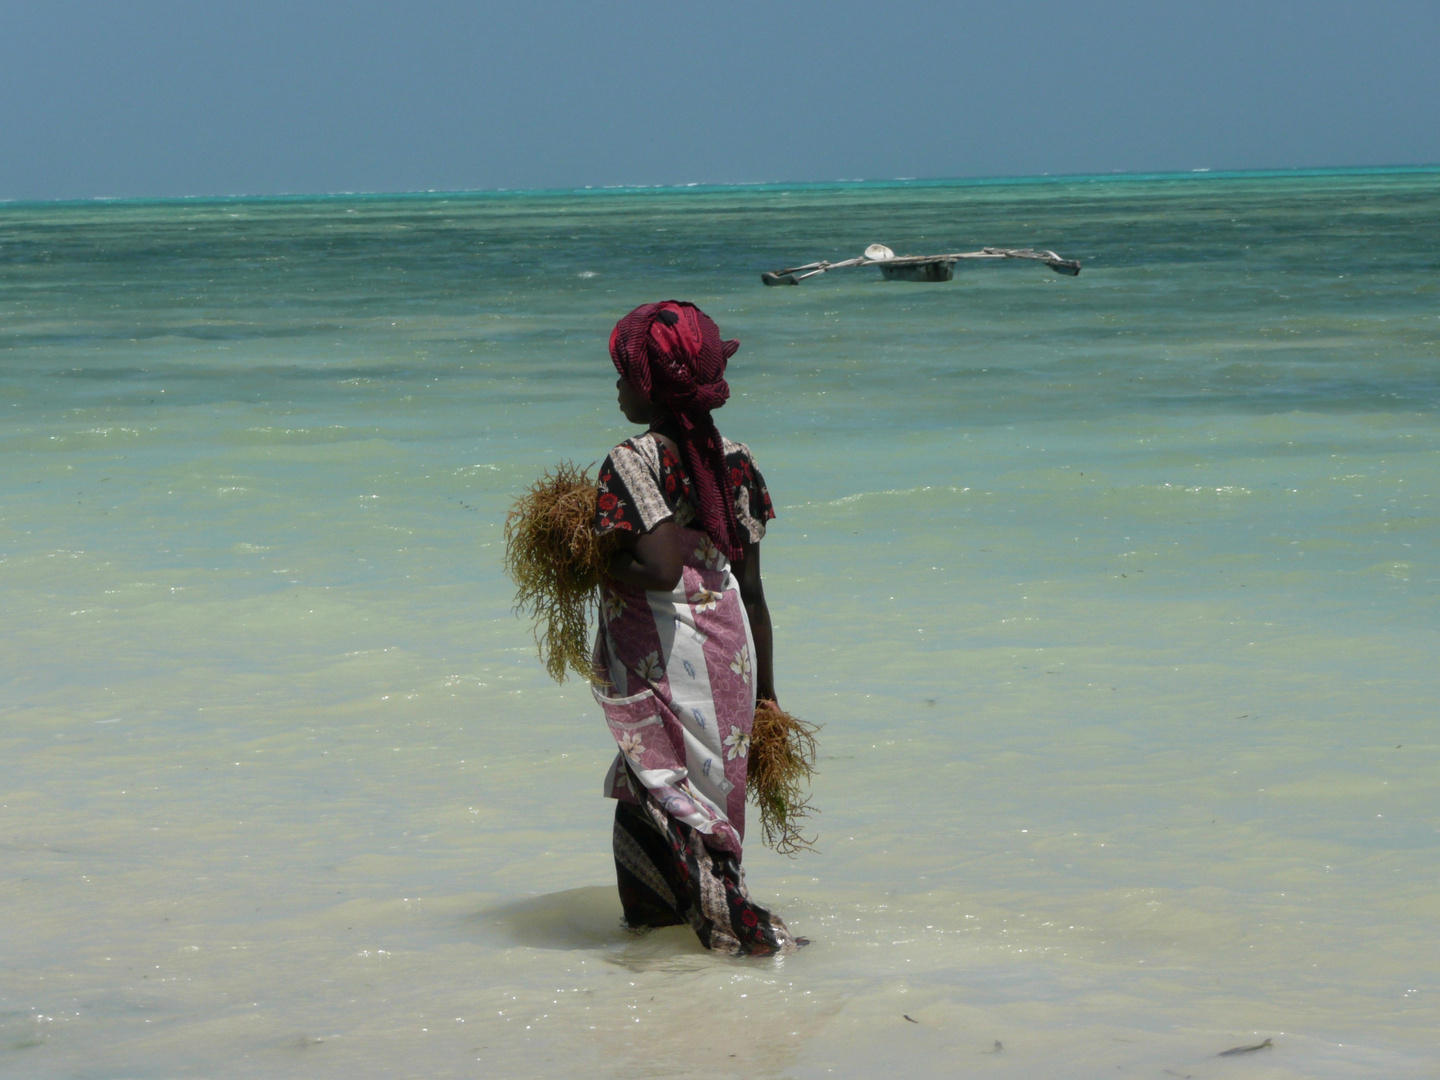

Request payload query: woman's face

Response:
[616,377,657,424]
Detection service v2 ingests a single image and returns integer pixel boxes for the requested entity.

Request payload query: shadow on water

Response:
[474,886,712,968]
[477,886,630,950]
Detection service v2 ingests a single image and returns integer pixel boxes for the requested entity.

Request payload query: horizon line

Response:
[3,162,1437,210]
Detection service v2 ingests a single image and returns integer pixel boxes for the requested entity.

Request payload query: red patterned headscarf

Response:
[609,301,744,560]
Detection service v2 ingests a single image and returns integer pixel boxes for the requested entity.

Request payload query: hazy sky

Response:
[3,1,1437,201]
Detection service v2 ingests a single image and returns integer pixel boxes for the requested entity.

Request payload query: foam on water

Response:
[2,171,1438,1077]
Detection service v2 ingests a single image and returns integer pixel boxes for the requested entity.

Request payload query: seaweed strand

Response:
[749,700,821,855]
[502,462,616,683]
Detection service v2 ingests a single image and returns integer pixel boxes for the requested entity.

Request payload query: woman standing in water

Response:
[592,301,802,955]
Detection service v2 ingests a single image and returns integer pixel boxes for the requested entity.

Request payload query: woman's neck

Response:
[646,416,683,461]
[648,413,680,438]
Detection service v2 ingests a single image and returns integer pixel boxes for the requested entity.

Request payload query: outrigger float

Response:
[761,243,1081,286]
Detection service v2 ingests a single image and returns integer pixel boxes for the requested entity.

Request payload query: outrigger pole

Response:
[761,243,1081,286]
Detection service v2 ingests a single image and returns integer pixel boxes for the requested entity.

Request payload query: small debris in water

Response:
[1218,1037,1273,1057]
[984,1040,1003,1054]
[1163,1070,1192,1079]
[903,1015,918,1024]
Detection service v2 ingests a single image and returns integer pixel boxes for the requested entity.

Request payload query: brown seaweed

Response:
[503,462,617,683]
[1218,1037,1273,1057]
[749,700,820,855]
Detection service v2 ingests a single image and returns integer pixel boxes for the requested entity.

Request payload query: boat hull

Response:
[877,260,955,282]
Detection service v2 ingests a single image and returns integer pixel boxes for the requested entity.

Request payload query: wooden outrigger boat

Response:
[761,243,1081,286]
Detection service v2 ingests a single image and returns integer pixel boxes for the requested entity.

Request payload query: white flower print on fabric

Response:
[693,535,723,570]
[617,731,646,758]
[633,651,664,682]
[688,588,721,613]
[730,647,751,685]
[602,589,627,623]
[724,729,751,761]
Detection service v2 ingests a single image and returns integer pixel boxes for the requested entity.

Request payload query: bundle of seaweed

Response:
[503,462,618,683]
[749,700,820,855]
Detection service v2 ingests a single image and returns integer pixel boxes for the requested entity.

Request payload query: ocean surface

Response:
[2,170,1438,1079]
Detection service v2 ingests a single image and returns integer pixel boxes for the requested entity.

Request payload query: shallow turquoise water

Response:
[2,171,1439,1078]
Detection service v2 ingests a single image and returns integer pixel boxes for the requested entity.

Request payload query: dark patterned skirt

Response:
[612,794,803,956]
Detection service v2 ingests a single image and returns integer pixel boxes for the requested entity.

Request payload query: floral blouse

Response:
[594,432,775,545]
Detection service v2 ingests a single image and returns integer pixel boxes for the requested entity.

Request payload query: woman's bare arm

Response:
[606,520,688,593]
[735,539,777,703]
[608,522,776,701]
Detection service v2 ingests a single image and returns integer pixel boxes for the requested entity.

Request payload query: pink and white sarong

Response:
[593,528,800,954]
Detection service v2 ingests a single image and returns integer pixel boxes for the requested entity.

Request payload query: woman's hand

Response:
[605,520,688,593]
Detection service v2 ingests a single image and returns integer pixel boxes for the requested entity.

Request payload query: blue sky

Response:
[3,1,1437,201]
